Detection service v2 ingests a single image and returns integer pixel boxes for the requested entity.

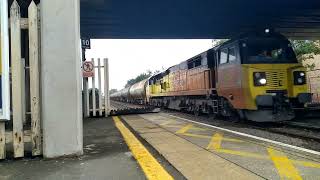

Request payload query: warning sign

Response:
[82,61,95,77]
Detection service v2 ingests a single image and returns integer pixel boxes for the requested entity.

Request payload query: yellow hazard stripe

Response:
[113,116,173,180]
[267,148,302,180]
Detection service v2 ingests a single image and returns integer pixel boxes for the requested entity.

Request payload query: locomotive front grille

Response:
[266,71,286,89]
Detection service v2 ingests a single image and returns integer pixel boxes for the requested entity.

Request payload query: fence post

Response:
[98,58,102,116]
[0,122,5,159]
[92,58,96,116]
[104,58,110,117]
[29,1,41,156]
[10,0,24,158]
[85,78,90,117]
[21,58,26,124]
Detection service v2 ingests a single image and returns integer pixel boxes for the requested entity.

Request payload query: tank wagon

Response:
[111,31,312,122]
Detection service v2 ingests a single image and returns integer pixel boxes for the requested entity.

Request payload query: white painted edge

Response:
[167,114,320,156]
[92,58,96,117]
[97,58,102,116]
[104,58,110,117]
[0,0,11,121]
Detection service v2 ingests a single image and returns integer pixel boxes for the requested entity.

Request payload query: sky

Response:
[86,39,213,90]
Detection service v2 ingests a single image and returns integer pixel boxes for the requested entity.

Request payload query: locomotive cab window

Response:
[187,56,202,69]
[228,47,237,62]
[219,47,237,64]
[219,48,228,64]
[241,38,297,64]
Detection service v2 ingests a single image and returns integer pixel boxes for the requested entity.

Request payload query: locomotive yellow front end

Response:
[239,33,312,121]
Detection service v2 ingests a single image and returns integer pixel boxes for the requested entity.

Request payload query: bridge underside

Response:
[80,0,320,39]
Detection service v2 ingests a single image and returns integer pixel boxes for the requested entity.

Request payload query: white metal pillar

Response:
[104,58,110,117]
[40,0,83,158]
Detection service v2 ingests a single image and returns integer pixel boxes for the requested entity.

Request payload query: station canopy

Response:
[80,0,320,39]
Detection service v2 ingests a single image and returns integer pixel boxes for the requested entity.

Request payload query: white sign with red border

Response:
[82,61,95,77]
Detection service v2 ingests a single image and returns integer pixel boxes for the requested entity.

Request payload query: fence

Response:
[83,58,110,118]
[0,0,41,159]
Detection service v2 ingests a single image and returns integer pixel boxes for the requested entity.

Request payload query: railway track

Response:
[110,101,160,115]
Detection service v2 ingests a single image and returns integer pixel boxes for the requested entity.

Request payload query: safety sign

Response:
[82,61,95,77]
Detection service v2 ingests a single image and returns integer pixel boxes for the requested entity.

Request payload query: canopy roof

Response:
[80,0,320,39]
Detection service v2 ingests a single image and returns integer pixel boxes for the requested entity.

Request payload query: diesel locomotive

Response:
[111,31,311,122]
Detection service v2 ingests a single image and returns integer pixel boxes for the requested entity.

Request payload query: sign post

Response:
[81,38,91,117]
[0,0,10,121]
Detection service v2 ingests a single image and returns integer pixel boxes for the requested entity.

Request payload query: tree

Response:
[125,70,153,88]
[291,40,320,70]
[109,89,118,94]
[212,39,228,47]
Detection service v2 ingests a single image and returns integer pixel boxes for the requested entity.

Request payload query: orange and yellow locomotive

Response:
[111,31,311,122]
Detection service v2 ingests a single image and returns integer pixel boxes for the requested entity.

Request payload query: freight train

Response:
[111,31,312,122]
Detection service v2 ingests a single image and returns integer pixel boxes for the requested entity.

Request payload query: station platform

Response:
[120,113,320,180]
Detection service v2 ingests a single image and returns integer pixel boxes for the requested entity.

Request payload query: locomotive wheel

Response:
[221,99,240,122]
[194,106,200,116]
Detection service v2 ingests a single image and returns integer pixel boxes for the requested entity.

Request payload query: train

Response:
[111,31,312,122]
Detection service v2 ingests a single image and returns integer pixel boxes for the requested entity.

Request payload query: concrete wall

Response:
[41,0,83,157]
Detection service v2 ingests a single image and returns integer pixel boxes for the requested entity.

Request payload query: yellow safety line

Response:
[176,124,193,134]
[267,148,302,180]
[113,116,173,180]
[176,124,209,134]
[207,133,270,159]
[216,149,268,159]
[292,160,320,169]
[207,133,223,150]
[183,133,211,139]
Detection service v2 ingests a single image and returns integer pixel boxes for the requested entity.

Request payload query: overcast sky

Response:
[86,39,213,90]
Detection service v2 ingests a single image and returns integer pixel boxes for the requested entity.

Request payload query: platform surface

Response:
[0,117,146,180]
[122,113,320,180]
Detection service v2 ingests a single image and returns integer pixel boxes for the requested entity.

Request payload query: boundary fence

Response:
[0,0,41,159]
[83,58,110,118]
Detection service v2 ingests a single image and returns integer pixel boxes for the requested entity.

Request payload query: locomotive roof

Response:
[215,30,289,49]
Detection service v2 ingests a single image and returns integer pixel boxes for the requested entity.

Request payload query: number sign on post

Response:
[0,0,10,121]
[82,38,91,49]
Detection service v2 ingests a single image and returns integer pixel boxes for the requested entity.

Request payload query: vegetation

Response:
[212,39,228,47]
[109,89,118,94]
[125,70,154,88]
[291,40,320,70]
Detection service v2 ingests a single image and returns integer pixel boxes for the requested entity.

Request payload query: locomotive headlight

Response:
[293,71,306,85]
[253,72,267,86]
[259,78,267,85]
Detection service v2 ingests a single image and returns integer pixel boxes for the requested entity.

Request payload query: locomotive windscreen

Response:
[240,38,297,64]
